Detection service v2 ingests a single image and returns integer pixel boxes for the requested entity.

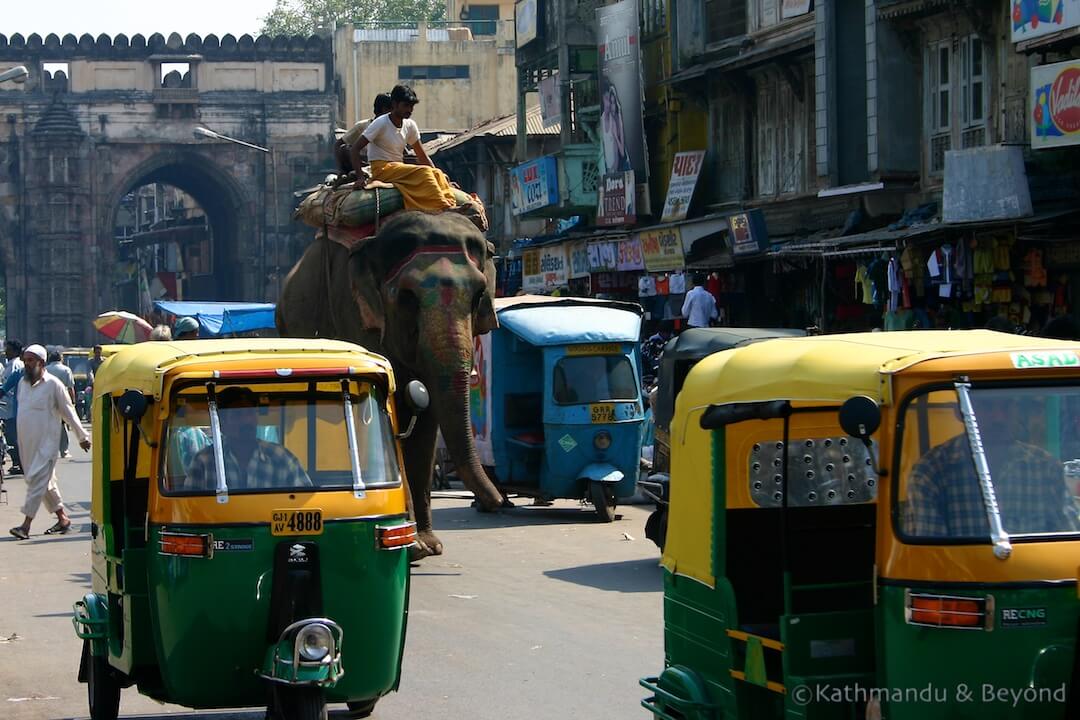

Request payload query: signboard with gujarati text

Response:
[617,236,645,270]
[568,241,591,279]
[522,244,568,291]
[639,227,685,271]
[660,150,706,223]
[510,156,559,215]
[1031,60,1080,149]
[587,240,619,272]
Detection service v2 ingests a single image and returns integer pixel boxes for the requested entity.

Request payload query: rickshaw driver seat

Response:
[183,388,313,492]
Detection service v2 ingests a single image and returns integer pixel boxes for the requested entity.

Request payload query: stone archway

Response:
[98,149,257,309]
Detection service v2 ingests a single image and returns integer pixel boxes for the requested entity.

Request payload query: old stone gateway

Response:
[0,31,337,344]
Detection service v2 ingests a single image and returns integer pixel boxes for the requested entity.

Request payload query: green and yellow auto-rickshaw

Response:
[642,331,1079,720]
[72,339,428,720]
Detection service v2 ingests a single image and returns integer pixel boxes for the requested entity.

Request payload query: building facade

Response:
[0,31,336,345]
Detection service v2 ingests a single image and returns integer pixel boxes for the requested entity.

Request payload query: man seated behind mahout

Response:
[335,92,393,176]
[184,387,311,492]
[904,396,1080,538]
[349,84,460,212]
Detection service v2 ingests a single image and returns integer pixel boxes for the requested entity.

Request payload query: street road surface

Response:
[0,444,664,719]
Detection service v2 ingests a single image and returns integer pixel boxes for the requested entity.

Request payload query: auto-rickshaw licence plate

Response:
[590,404,616,423]
[271,509,323,536]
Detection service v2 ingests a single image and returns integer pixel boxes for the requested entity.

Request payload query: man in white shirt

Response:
[349,84,459,212]
[9,344,91,540]
[681,273,719,329]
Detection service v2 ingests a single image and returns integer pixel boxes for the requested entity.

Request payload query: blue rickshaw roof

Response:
[495,298,643,347]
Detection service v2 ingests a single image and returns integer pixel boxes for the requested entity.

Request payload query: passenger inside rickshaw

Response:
[901,388,1080,539]
[161,381,402,494]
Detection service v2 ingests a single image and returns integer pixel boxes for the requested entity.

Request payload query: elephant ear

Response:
[349,250,385,339]
[474,248,499,336]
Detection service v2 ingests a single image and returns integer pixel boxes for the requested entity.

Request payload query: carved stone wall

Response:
[0,32,336,345]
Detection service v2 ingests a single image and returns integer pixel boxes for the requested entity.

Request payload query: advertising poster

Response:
[588,240,619,271]
[539,74,561,128]
[640,227,685,271]
[510,156,559,215]
[515,0,538,47]
[597,0,648,186]
[617,236,645,270]
[729,210,769,256]
[1031,60,1080,149]
[1012,0,1080,43]
[470,333,494,466]
[522,244,569,291]
[597,170,636,226]
[660,150,706,223]
[569,241,591,279]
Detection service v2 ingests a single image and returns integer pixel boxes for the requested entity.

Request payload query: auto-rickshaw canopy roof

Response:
[654,328,805,430]
[680,329,1080,408]
[93,339,393,400]
[494,295,643,347]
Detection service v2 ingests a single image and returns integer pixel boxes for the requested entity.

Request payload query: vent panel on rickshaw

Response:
[160,380,402,494]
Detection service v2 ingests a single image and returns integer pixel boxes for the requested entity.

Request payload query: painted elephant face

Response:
[350,212,498,369]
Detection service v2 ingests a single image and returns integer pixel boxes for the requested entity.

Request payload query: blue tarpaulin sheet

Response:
[154,301,277,337]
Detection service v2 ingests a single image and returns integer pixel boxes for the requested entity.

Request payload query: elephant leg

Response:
[402,406,442,559]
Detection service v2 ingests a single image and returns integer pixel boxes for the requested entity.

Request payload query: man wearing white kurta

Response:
[8,344,91,540]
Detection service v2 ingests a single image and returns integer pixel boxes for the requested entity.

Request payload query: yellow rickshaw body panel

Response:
[662,330,1080,588]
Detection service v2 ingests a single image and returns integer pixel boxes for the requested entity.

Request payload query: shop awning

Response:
[769,223,944,258]
[666,26,814,85]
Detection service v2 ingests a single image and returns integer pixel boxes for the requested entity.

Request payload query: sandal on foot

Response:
[9,527,29,540]
[44,521,71,535]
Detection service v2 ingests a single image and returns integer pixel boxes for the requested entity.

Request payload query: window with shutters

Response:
[705,0,746,44]
[925,34,988,176]
[754,73,808,199]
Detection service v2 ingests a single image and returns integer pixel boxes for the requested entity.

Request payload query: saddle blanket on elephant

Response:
[295,180,487,234]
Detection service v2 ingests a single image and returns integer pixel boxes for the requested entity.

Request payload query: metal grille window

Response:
[398,65,471,80]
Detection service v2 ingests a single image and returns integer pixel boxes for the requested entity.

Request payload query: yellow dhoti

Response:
[370,161,458,211]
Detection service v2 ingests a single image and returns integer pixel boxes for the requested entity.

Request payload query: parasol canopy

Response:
[93,311,152,344]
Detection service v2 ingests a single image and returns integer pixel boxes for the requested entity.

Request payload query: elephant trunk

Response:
[431,367,504,511]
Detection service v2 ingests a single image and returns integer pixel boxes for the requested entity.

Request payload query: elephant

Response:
[276,211,507,558]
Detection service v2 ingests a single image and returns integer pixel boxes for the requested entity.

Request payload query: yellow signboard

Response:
[639,227,685,271]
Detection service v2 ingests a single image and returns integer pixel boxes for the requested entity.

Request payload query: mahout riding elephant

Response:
[276,211,506,558]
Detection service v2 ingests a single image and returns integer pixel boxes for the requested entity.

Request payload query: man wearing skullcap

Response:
[8,344,91,540]
[174,316,199,340]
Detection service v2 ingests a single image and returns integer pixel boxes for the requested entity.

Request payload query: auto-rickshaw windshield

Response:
[899,385,1080,541]
[161,382,401,495]
[553,354,637,405]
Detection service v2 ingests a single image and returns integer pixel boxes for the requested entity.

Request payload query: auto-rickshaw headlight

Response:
[296,623,333,662]
[594,431,612,450]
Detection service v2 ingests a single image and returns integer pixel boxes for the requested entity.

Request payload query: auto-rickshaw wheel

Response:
[346,698,378,717]
[589,481,616,522]
[84,640,120,720]
[271,686,327,720]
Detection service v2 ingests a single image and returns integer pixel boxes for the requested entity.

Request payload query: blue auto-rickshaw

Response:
[471,295,645,520]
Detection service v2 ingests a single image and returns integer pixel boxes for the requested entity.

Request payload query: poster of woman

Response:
[597,0,648,181]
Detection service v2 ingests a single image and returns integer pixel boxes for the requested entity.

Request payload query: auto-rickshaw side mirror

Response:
[397,381,429,440]
[838,396,881,440]
[406,380,430,413]
[117,390,150,420]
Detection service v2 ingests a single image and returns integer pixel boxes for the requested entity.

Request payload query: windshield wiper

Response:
[955,381,1011,559]
[342,380,366,499]
[206,383,229,504]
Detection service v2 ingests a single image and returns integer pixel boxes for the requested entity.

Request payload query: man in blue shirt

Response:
[0,339,24,474]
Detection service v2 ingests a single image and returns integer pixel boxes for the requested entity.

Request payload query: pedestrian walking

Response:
[88,345,105,376]
[681,273,718,329]
[8,344,91,540]
[45,350,76,458]
[0,339,24,474]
